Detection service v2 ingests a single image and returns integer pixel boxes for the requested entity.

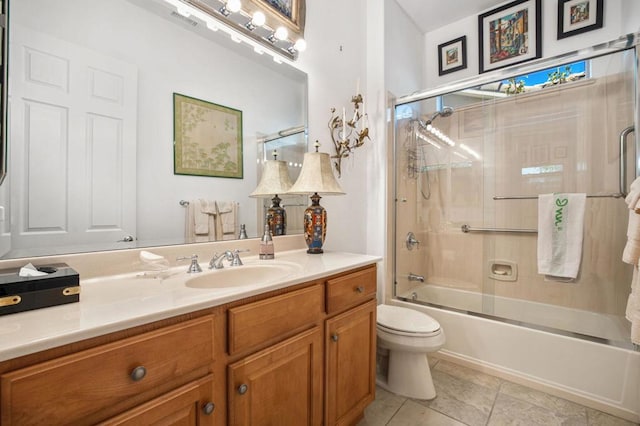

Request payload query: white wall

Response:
[13,0,305,245]
[384,1,424,98]
[424,0,635,89]
[294,0,369,254]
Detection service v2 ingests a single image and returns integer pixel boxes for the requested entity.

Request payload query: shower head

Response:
[426,106,454,125]
[416,106,454,130]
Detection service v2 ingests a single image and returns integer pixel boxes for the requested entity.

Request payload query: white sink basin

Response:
[184,262,302,289]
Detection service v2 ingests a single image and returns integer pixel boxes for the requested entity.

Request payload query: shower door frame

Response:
[391,32,640,350]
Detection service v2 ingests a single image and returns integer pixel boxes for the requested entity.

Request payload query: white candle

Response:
[361,97,365,131]
[356,78,360,95]
[342,107,346,140]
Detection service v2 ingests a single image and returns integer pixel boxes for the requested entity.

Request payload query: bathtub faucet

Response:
[408,272,425,283]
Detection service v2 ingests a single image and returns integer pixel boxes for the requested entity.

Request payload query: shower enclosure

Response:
[393,34,638,350]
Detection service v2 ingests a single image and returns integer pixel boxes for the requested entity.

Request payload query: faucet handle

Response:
[230,249,250,266]
[177,254,203,273]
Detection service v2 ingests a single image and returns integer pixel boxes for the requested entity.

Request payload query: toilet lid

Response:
[377,304,440,335]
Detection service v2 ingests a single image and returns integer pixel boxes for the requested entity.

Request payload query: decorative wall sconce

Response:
[329,94,370,177]
[164,0,306,61]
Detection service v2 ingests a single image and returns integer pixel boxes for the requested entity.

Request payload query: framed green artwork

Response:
[173,93,243,179]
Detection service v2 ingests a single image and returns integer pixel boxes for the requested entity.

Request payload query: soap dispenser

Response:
[259,224,275,260]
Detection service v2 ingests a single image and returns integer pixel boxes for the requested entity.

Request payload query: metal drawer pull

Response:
[130,366,147,382]
[331,333,339,342]
[238,384,248,395]
[355,286,365,293]
[202,402,215,415]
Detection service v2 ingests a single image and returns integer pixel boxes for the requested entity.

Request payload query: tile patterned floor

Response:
[358,359,639,426]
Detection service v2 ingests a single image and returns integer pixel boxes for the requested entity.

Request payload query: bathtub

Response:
[390,286,640,423]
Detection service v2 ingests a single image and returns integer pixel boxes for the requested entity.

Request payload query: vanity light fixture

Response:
[163,0,305,63]
[220,0,241,16]
[288,38,307,54]
[246,11,266,31]
[268,26,288,43]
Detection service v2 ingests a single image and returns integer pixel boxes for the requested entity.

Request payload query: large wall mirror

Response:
[0,0,308,260]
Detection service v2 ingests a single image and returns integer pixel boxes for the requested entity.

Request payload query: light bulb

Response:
[251,11,266,27]
[274,26,288,41]
[293,38,307,52]
[226,0,241,13]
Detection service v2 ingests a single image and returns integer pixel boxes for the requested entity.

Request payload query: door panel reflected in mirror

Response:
[0,0,308,260]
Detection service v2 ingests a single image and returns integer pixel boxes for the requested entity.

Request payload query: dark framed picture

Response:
[173,93,243,179]
[557,0,603,39]
[478,0,542,73]
[438,36,467,76]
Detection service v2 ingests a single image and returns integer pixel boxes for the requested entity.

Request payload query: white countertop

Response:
[0,250,380,362]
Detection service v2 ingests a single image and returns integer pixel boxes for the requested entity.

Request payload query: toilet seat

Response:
[377,305,441,337]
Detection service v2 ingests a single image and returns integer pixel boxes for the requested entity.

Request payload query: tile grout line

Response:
[484,378,505,426]
[385,398,409,425]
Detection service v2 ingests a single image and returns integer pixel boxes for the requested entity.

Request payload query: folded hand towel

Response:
[216,201,237,235]
[537,193,586,279]
[193,199,211,235]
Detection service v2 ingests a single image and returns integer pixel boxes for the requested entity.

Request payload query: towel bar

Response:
[493,193,623,200]
[179,200,190,206]
[461,224,538,234]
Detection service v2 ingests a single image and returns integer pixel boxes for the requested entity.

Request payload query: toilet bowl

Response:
[376,304,445,400]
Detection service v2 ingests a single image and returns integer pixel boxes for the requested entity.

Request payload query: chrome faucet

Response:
[209,249,249,269]
[209,251,234,269]
[408,272,425,283]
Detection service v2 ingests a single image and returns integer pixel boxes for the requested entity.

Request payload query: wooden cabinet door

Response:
[325,299,376,426]
[99,375,215,426]
[228,326,323,426]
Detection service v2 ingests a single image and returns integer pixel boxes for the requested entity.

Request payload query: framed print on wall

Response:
[478,0,542,73]
[438,36,467,76]
[173,93,243,179]
[557,0,603,39]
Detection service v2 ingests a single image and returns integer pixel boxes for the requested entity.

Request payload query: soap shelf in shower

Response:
[461,224,537,234]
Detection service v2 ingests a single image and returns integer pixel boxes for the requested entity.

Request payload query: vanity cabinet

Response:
[0,315,216,426]
[0,262,377,426]
[325,267,377,426]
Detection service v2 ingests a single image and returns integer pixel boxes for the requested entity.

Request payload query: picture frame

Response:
[248,0,306,39]
[438,36,467,76]
[173,93,243,179]
[478,0,542,73]
[557,0,603,39]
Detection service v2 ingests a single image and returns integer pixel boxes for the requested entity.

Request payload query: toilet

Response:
[376,304,445,400]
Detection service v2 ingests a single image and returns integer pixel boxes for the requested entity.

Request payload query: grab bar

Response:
[493,193,623,200]
[620,125,635,197]
[461,224,537,234]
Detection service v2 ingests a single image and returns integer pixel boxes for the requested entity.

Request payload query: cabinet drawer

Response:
[99,374,215,426]
[1,315,214,426]
[326,265,377,315]
[228,284,323,356]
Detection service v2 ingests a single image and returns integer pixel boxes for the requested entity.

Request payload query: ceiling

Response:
[394,0,506,33]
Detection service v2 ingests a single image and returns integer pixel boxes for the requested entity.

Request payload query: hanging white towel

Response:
[537,193,586,280]
[216,201,238,240]
[194,199,212,235]
[627,266,640,345]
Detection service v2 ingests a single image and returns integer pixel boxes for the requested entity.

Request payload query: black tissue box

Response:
[0,263,80,316]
